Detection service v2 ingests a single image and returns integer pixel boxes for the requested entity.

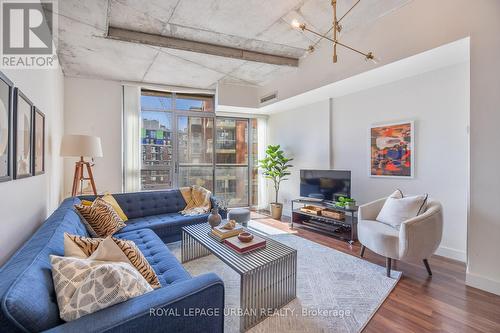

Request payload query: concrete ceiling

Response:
[53,0,411,89]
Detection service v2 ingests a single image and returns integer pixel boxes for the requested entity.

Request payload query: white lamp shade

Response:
[60,134,103,158]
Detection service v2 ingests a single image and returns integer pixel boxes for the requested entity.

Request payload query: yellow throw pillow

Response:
[74,198,126,237]
[64,233,161,289]
[80,200,93,206]
[102,193,128,222]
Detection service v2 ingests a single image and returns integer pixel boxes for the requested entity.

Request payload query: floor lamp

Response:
[60,134,103,197]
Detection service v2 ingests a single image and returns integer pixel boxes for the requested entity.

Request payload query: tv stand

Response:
[291,198,358,244]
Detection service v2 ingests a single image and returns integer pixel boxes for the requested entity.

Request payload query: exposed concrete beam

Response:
[107,27,299,67]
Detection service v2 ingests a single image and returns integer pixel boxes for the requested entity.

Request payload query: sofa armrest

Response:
[210,196,227,219]
[358,198,386,221]
[44,273,224,333]
[398,201,443,260]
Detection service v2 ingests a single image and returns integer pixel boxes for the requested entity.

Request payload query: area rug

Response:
[167,221,401,333]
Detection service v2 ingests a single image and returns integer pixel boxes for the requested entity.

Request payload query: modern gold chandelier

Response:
[292,0,377,63]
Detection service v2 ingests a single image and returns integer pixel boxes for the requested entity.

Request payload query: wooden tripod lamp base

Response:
[71,157,97,197]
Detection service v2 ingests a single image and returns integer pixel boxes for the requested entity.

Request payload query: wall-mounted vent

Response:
[260,91,278,105]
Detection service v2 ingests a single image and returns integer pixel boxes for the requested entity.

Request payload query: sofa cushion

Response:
[0,197,89,332]
[118,213,209,243]
[50,255,153,322]
[74,198,126,237]
[358,219,400,258]
[102,193,129,221]
[65,234,162,289]
[114,229,191,286]
[376,190,428,229]
[101,190,187,219]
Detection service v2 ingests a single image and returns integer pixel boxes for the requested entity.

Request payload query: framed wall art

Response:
[0,71,13,182]
[370,121,414,178]
[13,88,34,179]
[33,108,45,175]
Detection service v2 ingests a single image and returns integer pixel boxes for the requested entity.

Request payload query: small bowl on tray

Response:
[238,232,254,243]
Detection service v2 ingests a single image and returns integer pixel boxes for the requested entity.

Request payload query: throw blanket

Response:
[179,186,212,216]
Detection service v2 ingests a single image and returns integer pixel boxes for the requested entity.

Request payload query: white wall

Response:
[267,100,331,215]
[256,0,500,295]
[63,77,122,197]
[0,67,64,265]
[331,63,469,261]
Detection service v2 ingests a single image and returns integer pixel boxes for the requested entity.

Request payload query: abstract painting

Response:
[33,108,45,175]
[370,121,414,178]
[0,72,13,182]
[14,89,33,179]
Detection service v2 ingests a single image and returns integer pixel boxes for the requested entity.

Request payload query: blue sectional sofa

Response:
[0,189,226,333]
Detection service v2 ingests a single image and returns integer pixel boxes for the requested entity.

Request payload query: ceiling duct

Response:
[260,92,278,105]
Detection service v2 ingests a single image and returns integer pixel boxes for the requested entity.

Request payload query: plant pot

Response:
[345,202,356,210]
[270,202,283,220]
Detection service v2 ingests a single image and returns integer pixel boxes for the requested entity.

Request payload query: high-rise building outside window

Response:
[140,89,258,207]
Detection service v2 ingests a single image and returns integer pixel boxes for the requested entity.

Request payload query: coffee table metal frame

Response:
[181,223,297,332]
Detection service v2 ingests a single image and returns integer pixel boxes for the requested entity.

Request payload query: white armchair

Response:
[357,197,443,277]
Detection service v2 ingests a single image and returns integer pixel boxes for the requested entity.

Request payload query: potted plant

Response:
[258,145,293,220]
[336,196,357,210]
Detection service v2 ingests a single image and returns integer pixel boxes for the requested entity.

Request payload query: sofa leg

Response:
[423,259,432,276]
[360,245,366,258]
[386,257,392,277]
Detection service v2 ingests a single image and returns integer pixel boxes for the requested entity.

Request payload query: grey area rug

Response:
[167,221,401,333]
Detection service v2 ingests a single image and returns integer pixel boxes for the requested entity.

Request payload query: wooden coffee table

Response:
[181,223,297,332]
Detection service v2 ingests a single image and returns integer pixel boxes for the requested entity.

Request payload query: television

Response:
[300,170,351,202]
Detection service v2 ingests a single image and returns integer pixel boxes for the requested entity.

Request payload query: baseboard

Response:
[435,245,466,262]
[466,271,500,296]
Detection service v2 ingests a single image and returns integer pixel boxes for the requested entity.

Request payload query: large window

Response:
[140,91,173,190]
[140,90,258,207]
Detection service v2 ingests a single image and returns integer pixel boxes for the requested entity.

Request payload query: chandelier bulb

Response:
[291,19,305,31]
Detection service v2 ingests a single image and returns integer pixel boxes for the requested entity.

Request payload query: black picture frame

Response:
[33,108,45,175]
[13,88,34,179]
[0,71,13,183]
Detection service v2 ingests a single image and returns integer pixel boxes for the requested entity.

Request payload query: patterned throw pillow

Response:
[102,193,128,221]
[74,198,126,237]
[64,233,162,289]
[50,255,153,321]
[64,233,101,258]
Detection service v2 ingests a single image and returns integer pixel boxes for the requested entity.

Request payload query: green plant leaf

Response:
[258,144,293,203]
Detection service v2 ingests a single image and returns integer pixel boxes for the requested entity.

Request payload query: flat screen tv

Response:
[300,170,351,201]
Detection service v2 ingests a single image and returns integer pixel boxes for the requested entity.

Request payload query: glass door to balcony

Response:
[215,118,249,207]
[176,115,214,191]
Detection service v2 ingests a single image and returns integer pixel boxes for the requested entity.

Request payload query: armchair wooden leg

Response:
[386,257,392,277]
[360,245,366,258]
[423,259,432,276]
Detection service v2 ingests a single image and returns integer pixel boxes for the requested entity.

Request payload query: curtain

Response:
[257,117,268,209]
[122,85,141,192]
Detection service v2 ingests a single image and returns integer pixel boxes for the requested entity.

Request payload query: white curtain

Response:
[122,85,141,192]
[257,117,268,209]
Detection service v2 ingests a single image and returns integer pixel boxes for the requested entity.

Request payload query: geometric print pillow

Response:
[74,198,126,237]
[50,255,153,322]
[64,233,162,289]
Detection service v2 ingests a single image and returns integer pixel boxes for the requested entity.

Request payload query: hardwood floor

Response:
[250,211,500,333]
